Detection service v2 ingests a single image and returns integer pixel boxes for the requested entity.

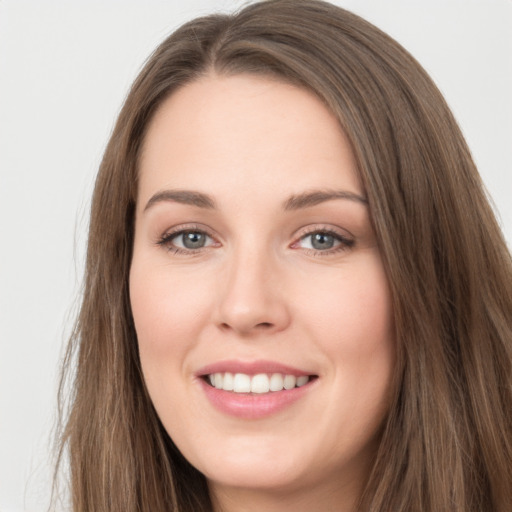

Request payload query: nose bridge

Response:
[215,239,289,335]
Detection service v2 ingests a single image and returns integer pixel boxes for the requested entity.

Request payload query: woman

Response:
[55,0,512,510]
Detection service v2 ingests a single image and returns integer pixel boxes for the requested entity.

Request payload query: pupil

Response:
[183,232,205,249]
[312,233,334,250]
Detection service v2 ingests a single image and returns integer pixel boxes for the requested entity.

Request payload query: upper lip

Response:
[196,359,316,377]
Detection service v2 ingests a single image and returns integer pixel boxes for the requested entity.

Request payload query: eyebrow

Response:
[144,189,217,211]
[143,187,367,213]
[283,189,368,210]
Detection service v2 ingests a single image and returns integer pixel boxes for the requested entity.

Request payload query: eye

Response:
[157,228,217,253]
[173,231,213,249]
[292,228,354,254]
[300,232,339,250]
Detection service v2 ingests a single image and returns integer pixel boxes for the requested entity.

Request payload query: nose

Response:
[214,246,291,336]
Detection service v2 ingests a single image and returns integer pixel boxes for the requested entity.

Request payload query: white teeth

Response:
[283,375,296,389]
[222,372,234,391]
[251,374,270,393]
[233,373,251,393]
[207,372,311,393]
[214,372,223,390]
[269,373,284,391]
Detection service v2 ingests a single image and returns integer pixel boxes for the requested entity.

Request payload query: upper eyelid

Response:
[293,224,354,240]
[160,223,216,240]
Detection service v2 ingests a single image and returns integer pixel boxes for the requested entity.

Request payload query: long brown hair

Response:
[55,1,512,510]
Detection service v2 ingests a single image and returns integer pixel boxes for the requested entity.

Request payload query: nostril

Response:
[218,321,274,333]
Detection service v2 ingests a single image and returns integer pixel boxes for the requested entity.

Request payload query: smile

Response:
[197,361,318,419]
[206,372,311,393]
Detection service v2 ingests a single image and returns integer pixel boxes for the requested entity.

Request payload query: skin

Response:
[130,74,395,512]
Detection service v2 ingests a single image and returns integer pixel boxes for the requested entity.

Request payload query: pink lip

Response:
[196,360,318,420]
[196,359,313,377]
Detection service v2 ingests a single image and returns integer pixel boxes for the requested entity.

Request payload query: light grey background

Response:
[1,1,511,511]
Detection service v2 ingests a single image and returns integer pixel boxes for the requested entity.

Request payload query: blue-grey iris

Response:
[311,233,335,250]
[182,232,206,249]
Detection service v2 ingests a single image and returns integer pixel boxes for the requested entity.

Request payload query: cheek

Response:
[298,254,393,351]
[129,259,219,434]
[129,260,216,380]
[297,254,395,421]
[130,259,222,418]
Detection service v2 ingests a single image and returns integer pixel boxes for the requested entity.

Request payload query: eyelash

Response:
[292,226,355,256]
[156,224,217,255]
[156,225,354,256]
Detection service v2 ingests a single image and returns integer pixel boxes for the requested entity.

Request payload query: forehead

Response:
[138,74,361,206]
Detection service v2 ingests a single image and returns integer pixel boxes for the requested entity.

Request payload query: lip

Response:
[196,359,318,420]
[196,359,314,377]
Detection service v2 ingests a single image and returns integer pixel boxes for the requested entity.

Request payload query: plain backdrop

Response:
[0,1,511,511]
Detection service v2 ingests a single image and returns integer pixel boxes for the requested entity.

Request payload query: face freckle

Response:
[129,73,395,507]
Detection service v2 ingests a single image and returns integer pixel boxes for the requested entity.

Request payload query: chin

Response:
[184,435,311,491]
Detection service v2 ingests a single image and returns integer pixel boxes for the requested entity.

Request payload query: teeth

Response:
[283,375,296,390]
[269,373,284,391]
[222,372,234,391]
[251,374,269,393]
[233,373,251,393]
[214,372,223,390]
[207,372,311,393]
[296,375,309,387]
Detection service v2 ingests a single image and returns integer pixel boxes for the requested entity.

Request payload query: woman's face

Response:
[130,74,395,504]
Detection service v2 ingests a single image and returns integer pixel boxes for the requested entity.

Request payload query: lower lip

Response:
[198,378,316,419]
